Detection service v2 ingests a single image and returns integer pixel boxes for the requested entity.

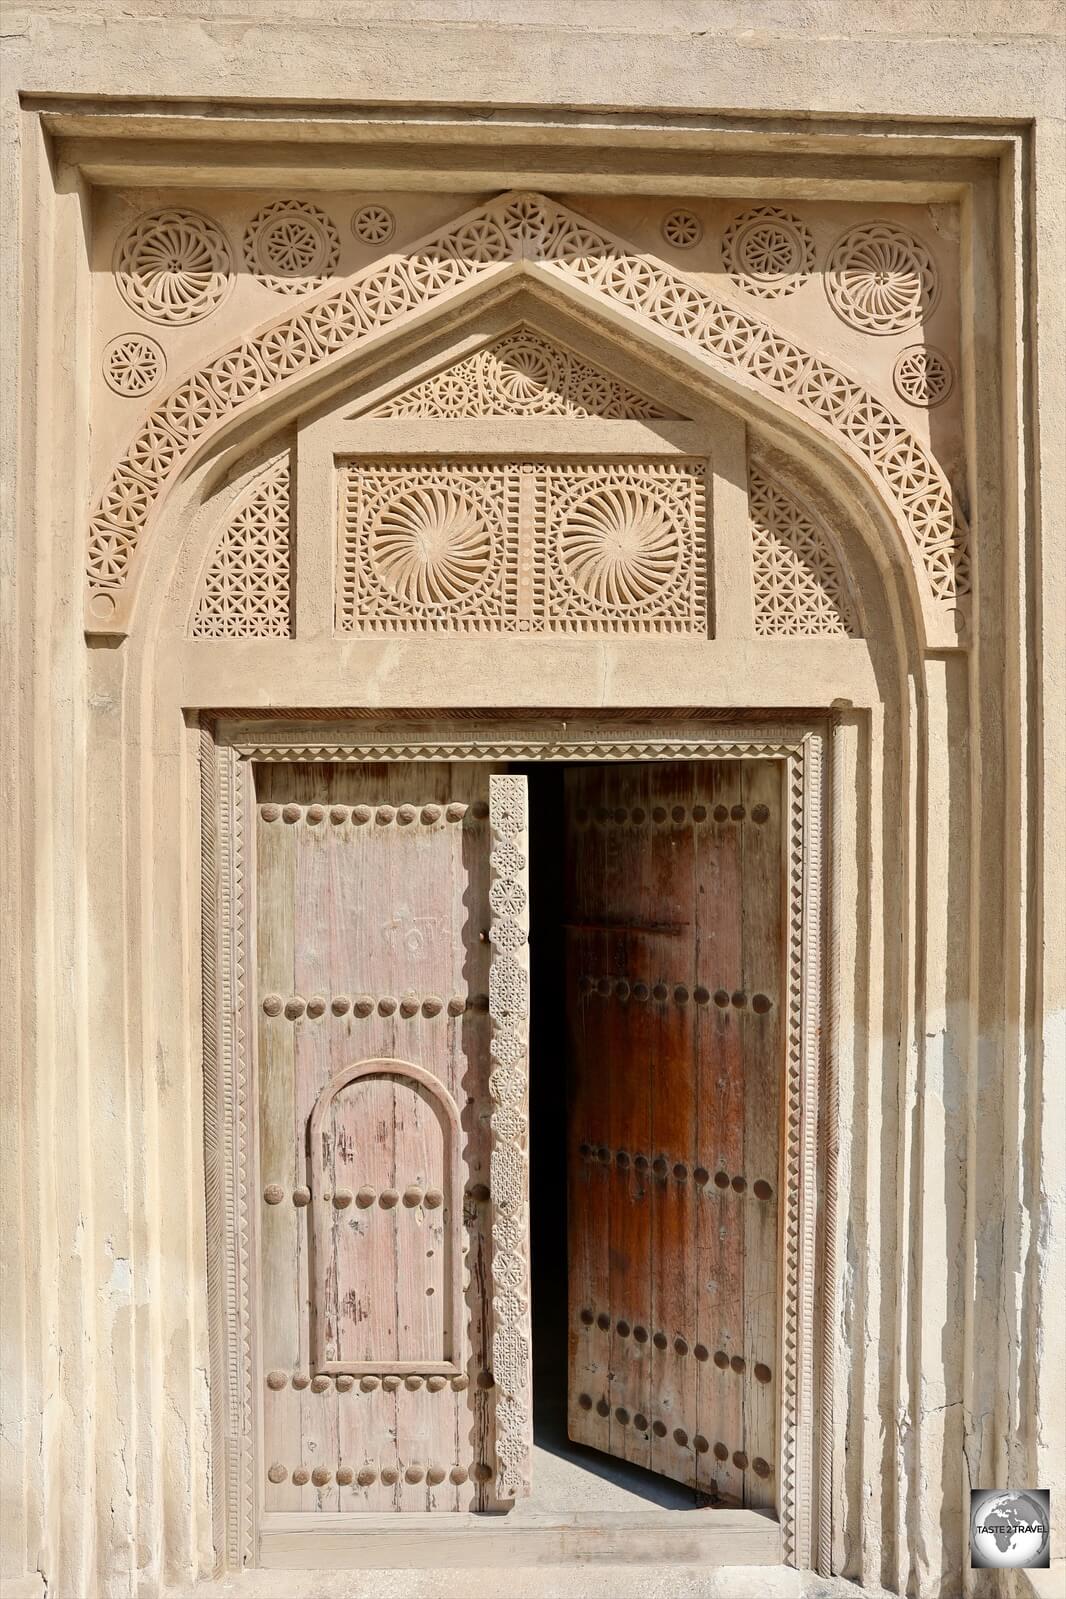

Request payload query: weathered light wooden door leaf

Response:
[566,760,783,1508]
[254,762,530,1516]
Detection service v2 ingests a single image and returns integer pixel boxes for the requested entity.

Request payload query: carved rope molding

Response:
[89,191,967,629]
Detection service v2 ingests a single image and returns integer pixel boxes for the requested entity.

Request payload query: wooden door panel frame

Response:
[200,714,829,1571]
[307,1058,465,1378]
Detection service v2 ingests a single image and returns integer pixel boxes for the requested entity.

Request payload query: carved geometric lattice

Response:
[368,328,678,418]
[192,458,292,637]
[89,190,967,607]
[338,458,707,636]
[749,467,858,638]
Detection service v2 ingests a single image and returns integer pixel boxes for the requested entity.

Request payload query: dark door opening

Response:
[520,763,700,1511]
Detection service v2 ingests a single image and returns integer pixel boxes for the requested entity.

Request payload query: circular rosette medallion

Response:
[243,200,340,294]
[115,208,233,325]
[555,482,684,611]
[825,222,939,334]
[367,482,497,608]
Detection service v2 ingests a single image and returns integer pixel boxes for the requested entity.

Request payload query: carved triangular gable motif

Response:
[365,328,683,419]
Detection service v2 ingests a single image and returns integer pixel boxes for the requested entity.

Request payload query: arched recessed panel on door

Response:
[308,1058,463,1376]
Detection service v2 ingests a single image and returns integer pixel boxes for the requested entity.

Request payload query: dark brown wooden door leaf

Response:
[565,760,783,1508]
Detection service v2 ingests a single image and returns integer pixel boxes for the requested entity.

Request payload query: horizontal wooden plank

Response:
[259,1508,780,1569]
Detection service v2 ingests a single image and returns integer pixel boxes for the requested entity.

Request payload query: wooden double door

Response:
[252,756,783,1517]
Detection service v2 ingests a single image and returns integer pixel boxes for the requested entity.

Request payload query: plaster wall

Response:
[1,7,1063,1599]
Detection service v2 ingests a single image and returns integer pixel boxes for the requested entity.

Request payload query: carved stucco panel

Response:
[88,191,967,631]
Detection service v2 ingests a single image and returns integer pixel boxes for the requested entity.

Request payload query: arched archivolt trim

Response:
[307,1057,464,1376]
[86,189,968,636]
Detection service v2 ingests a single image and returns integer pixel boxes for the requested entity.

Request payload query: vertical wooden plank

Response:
[328,772,398,1514]
[255,777,301,1510]
[695,761,746,1505]
[452,766,495,1509]
[740,759,785,1511]
[601,766,655,1472]
[291,770,340,1513]
[254,759,500,1517]
[562,754,783,1511]
[611,783,658,1475]
[646,764,698,1489]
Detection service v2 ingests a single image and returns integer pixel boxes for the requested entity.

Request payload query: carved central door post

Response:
[488,774,534,1499]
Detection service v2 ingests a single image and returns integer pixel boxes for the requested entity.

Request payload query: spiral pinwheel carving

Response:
[492,336,565,410]
[825,222,938,334]
[556,485,682,609]
[368,484,495,605]
[115,208,233,325]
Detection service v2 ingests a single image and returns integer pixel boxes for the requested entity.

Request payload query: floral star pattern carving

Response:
[722,206,815,299]
[192,457,292,637]
[102,334,167,397]
[89,191,967,612]
[892,345,955,407]
[243,199,341,294]
[368,328,678,418]
[749,466,858,637]
[338,458,707,635]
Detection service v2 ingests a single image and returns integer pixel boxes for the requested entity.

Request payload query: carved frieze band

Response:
[339,458,707,636]
[488,774,533,1501]
[89,191,966,617]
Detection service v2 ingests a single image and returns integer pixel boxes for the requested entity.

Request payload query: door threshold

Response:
[258,1506,781,1569]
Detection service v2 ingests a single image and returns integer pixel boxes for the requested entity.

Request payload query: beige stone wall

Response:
[1,5,1063,1598]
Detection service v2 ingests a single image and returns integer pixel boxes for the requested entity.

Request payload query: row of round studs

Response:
[264,1181,490,1207]
[266,1370,479,1392]
[263,1183,445,1209]
[260,801,485,825]
[576,1146,774,1200]
[578,977,773,1012]
[268,1460,491,1487]
[577,1310,771,1382]
[573,802,770,827]
[262,992,480,1019]
[574,1395,772,1478]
